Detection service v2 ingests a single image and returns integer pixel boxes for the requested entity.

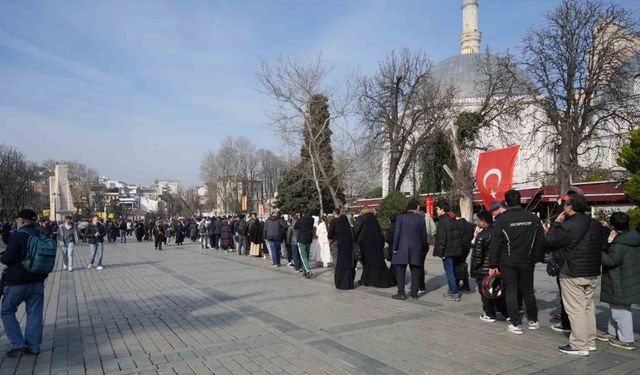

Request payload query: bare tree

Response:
[522,0,640,193]
[259,54,352,214]
[446,50,530,220]
[200,137,285,214]
[0,145,40,218]
[358,49,457,194]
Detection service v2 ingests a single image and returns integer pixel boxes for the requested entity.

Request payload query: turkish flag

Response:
[476,145,520,209]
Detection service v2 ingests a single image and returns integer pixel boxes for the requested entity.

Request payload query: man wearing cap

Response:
[0,209,48,357]
[489,190,545,335]
[546,194,602,355]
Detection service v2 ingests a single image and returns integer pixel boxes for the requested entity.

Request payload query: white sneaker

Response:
[528,321,540,330]
[68,267,73,272]
[87,264,93,269]
[588,346,596,351]
[508,324,524,335]
[479,314,496,323]
[63,265,67,270]
[96,266,103,270]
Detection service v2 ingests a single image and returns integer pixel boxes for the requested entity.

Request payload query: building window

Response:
[635,75,640,95]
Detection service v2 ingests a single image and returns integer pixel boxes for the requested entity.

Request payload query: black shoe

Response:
[410,294,419,300]
[392,293,407,300]
[6,347,25,357]
[24,348,39,355]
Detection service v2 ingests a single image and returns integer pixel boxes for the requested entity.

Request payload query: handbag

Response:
[545,252,560,277]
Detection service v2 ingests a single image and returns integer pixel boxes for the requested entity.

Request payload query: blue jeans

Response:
[119,229,127,243]
[442,257,459,295]
[1,283,44,352]
[268,241,281,265]
[61,242,74,268]
[89,242,104,266]
[200,235,209,248]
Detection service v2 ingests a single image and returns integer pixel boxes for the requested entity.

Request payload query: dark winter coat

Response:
[545,213,601,278]
[0,224,49,285]
[248,219,263,244]
[470,226,492,279]
[459,218,475,260]
[213,219,222,235]
[294,215,315,245]
[600,230,640,305]
[85,222,106,244]
[433,214,463,258]
[263,215,287,242]
[392,212,428,266]
[489,207,545,268]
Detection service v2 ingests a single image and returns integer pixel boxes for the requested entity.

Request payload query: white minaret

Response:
[460,0,481,54]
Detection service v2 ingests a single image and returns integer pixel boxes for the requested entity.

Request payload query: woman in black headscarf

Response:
[328,209,356,290]
[354,208,396,288]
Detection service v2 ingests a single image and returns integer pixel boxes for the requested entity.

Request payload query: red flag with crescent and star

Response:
[475,145,520,209]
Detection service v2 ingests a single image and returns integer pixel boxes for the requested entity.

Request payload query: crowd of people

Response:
[205,188,638,356]
[0,185,638,359]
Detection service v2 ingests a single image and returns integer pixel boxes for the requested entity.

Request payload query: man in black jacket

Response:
[470,211,506,322]
[294,208,315,279]
[546,194,601,356]
[434,201,464,301]
[489,190,545,335]
[0,209,48,357]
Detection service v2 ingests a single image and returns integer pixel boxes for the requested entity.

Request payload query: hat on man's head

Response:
[561,186,586,202]
[17,209,38,221]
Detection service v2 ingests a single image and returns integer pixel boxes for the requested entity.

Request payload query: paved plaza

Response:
[0,239,639,375]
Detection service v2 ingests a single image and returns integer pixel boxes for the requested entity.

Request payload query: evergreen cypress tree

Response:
[276,94,344,214]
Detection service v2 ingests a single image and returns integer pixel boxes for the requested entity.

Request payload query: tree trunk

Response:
[449,130,473,221]
[558,140,573,196]
[307,149,324,216]
[387,155,398,197]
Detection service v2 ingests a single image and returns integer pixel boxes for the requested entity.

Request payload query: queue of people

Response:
[0,191,637,360]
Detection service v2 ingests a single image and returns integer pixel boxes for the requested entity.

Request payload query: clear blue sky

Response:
[1,0,638,186]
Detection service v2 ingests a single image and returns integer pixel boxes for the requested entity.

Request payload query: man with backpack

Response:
[0,209,53,357]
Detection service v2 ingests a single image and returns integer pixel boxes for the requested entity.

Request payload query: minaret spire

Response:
[460,0,481,54]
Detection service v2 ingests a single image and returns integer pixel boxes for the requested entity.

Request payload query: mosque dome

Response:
[431,53,532,99]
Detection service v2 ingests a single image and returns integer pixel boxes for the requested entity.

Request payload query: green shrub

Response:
[627,207,640,230]
[624,174,640,205]
[365,186,383,199]
[377,191,409,232]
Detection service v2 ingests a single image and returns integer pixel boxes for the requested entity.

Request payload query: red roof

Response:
[347,181,628,210]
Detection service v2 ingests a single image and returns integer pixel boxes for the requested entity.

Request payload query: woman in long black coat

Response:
[328,212,356,290]
[354,209,396,288]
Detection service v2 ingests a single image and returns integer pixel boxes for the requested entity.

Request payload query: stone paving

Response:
[0,238,639,375]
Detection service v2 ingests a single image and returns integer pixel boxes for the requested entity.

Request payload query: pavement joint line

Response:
[148,252,415,375]
[189,246,446,309]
